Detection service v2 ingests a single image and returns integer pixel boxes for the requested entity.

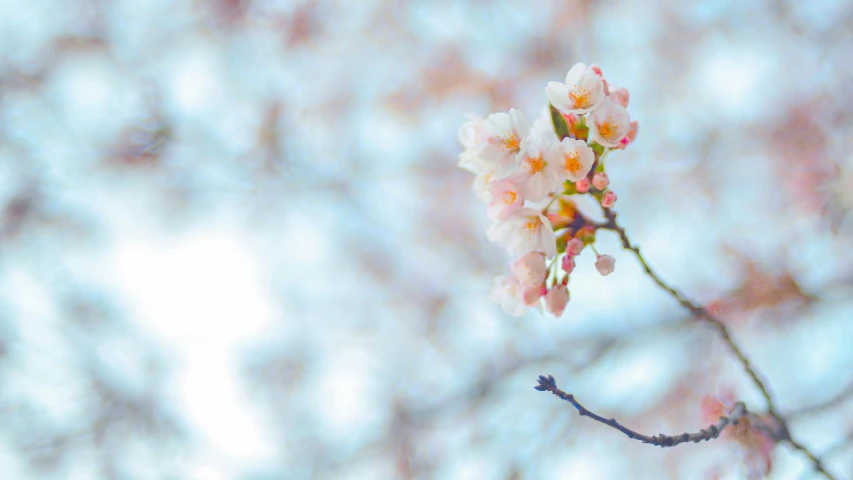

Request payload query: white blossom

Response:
[486,179,524,220]
[489,274,529,317]
[508,132,562,202]
[480,109,530,179]
[545,63,605,115]
[487,208,557,258]
[555,137,595,182]
[588,97,631,148]
[509,251,547,287]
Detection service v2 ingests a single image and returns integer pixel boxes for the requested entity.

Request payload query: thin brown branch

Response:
[598,206,836,479]
[534,375,748,447]
[788,377,853,419]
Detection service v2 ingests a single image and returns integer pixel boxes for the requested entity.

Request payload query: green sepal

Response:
[561,181,578,195]
[549,104,571,141]
[556,233,568,255]
[574,116,589,141]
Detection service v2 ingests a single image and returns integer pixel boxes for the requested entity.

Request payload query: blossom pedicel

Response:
[458,62,638,317]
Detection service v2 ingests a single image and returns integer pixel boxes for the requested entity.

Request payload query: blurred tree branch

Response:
[594,206,837,479]
[535,374,753,447]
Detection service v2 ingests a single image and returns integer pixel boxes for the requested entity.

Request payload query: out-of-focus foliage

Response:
[0,0,852,479]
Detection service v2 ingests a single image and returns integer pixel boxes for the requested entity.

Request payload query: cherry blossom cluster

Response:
[458,63,638,317]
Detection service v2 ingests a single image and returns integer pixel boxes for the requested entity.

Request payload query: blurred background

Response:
[1,0,852,479]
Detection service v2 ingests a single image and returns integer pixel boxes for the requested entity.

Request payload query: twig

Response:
[598,208,777,415]
[788,377,853,419]
[597,207,836,479]
[534,375,747,447]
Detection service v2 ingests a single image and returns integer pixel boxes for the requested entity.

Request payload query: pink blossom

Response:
[510,131,562,202]
[576,177,590,193]
[480,109,530,178]
[588,97,631,148]
[561,112,579,127]
[588,64,609,94]
[486,179,524,220]
[565,238,584,257]
[601,190,617,208]
[609,87,630,108]
[486,208,557,258]
[546,63,605,115]
[595,254,616,276]
[592,172,610,190]
[555,137,595,182]
[544,284,569,316]
[509,252,547,287]
[561,255,575,275]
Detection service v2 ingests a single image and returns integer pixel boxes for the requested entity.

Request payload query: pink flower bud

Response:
[544,284,569,317]
[615,120,639,150]
[627,120,639,141]
[561,112,579,126]
[575,177,590,193]
[561,255,575,274]
[592,172,609,190]
[609,87,630,108]
[589,65,609,94]
[595,254,616,276]
[601,190,617,208]
[565,238,584,257]
[522,284,547,305]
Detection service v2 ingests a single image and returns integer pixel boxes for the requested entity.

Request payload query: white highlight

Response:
[111,231,274,467]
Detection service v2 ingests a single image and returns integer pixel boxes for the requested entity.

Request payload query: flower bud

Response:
[595,254,616,276]
[592,172,610,190]
[565,238,584,257]
[609,87,630,108]
[562,112,579,126]
[575,226,596,245]
[615,120,639,150]
[561,255,575,275]
[601,190,617,208]
[544,284,569,317]
[576,177,590,193]
[522,284,547,305]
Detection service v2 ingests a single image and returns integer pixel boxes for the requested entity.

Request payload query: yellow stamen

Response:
[569,87,590,110]
[599,118,616,139]
[500,130,521,153]
[502,190,517,205]
[524,155,545,174]
[564,152,581,174]
[522,219,539,238]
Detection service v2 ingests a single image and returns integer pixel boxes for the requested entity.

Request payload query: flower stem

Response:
[598,206,836,480]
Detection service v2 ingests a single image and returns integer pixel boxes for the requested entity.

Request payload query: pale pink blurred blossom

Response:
[510,251,547,287]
